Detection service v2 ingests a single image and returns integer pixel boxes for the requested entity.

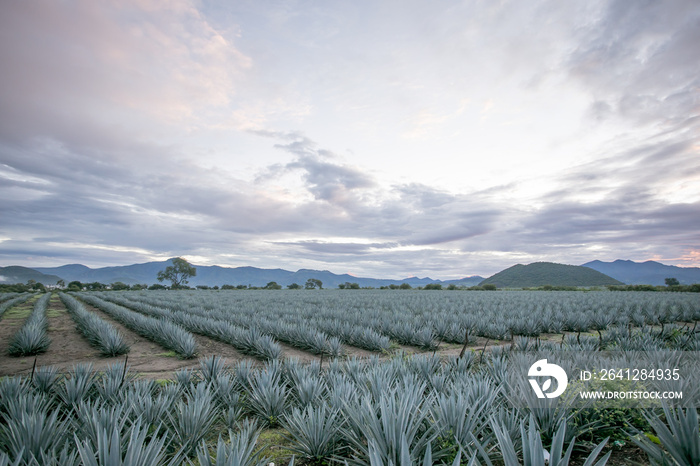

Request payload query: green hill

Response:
[479,262,624,288]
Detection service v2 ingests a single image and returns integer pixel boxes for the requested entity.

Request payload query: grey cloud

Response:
[567,0,700,125]
[256,132,377,206]
[2,1,700,278]
[290,156,376,203]
[272,241,399,256]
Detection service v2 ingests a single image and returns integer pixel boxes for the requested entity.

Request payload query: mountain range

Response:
[582,259,700,286]
[4,260,484,288]
[1,258,699,288]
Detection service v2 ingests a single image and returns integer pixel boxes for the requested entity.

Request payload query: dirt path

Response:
[342,343,378,359]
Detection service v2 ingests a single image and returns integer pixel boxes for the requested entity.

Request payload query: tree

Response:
[67,281,83,291]
[157,257,196,289]
[110,282,130,291]
[305,278,323,289]
[665,277,680,286]
[27,280,46,292]
[287,283,301,289]
[264,281,282,290]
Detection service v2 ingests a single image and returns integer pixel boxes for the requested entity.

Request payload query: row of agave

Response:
[98,290,700,351]
[92,290,700,356]
[1,348,698,465]
[95,293,341,357]
[100,292,451,351]
[75,294,197,359]
[0,293,34,320]
[0,292,30,305]
[25,291,696,371]
[8,293,51,356]
[59,293,130,356]
[117,291,447,350]
[90,293,283,360]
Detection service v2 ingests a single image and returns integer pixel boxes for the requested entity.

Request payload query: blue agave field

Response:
[0,290,698,465]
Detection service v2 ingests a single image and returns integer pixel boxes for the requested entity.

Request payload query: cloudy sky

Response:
[1,0,699,279]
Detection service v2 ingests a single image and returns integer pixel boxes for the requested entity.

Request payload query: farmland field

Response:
[1,289,699,465]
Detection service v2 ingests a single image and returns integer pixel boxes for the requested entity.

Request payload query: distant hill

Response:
[479,262,623,288]
[31,259,484,288]
[0,266,62,285]
[582,260,700,286]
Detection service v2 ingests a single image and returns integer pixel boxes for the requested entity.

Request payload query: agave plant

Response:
[281,404,344,462]
[74,400,134,450]
[125,385,174,427]
[212,373,242,410]
[0,377,27,415]
[431,387,497,454]
[471,415,610,466]
[409,354,443,380]
[504,375,579,444]
[445,352,475,374]
[75,420,176,466]
[292,375,327,408]
[196,421,270,466]
[8,293,51,356]
[629,402,700,466]
[340,380,438,466]
[326,336,344,358]
[96,361,134,403]
[327,374,359,411]
[199,356,228,383]
[166,382,217,457]
[0,402,72,464]
[232,359,255,390]
[58,364,97,408]
[27,365,59,395]
[2,390,52,427]
[245,368,289,427]
[366,435,468,466]
[174,368,197,387]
